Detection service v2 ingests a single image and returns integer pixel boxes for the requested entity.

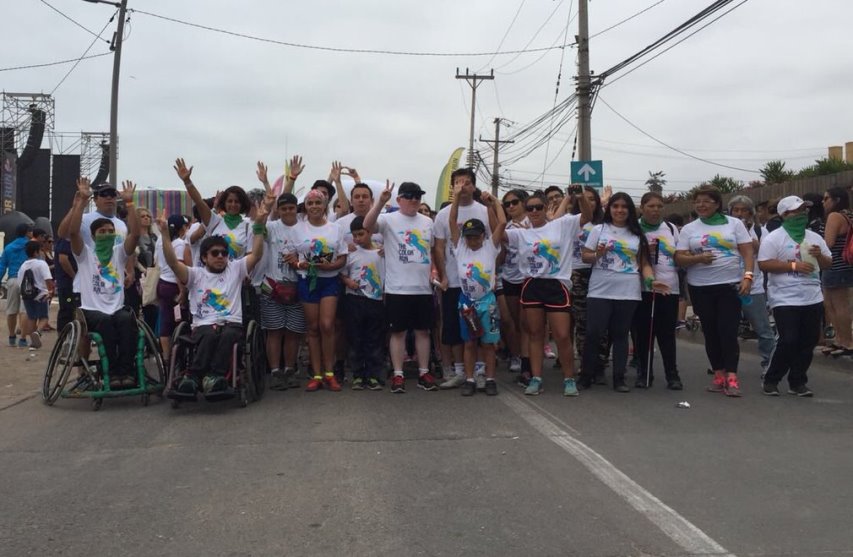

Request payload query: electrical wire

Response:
[130,8,575,58]
[40,0,111,44]
[477,0,528,72]
[541,0,575,184]
[592,137,824,154]
[493,0,572,70]
[589,0,668,39]
[0,52,111,73]
[51,12,117,95]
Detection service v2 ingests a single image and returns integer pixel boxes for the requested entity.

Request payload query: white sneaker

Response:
[509,356,522,373]
[440,374,466,389]
[475,374,487,392]
[544,344,556,359]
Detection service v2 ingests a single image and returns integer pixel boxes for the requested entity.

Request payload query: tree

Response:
[646,170,666,193]
[759,160,794,185]
[796,157,853,178]
[706,174,744,194]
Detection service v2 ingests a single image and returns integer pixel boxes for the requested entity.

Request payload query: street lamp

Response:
[82,0,128,186]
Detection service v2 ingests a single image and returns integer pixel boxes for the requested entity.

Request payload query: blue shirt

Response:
[0,237,29,280]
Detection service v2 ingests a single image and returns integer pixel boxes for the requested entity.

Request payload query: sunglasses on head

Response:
[400,192,422,201]
[526,204,545,212]
[97,190,117,198]
[503,199,521,208]
[207,249,228,258]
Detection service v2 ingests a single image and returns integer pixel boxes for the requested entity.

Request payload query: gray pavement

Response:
[1,333,852,556]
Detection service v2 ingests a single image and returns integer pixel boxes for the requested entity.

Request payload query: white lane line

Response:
[500,393,736,557]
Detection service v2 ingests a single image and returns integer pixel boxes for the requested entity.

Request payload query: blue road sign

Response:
[570,160,603,189]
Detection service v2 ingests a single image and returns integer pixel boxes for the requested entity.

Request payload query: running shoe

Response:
[485,379,498,396]
[517,371,531,387]
[305,377,323,392]
[509,356,522,373]
[390,375,406,394]
[324,374,342,392]
[418,372,438,391]
[787,384,813,397]
[440,374,466,389]
[461,380,476,397]
[475,374,486,392]
[270,370,289,391]
[367,378,383,391]
[351,377,365,391]
[707,372,726,393]
[202,375,227,395]
[563,378,579,397]
[675,320,687,331]
[29,331,42,349]
[17,338,27,348]
[544,344,556,359]
[724,374,741,397]
[8,336,15,347]
[524,376,543,396]
[762,383,780,396]
[613,379,630,393]
[666,378,684,391]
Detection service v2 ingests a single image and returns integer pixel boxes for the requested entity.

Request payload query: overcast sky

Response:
[5,0,853,204]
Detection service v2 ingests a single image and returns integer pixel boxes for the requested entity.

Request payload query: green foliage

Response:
[646,170,666,193]
[706,174,745,193]
[760,160,794,184]
[796,157,853,178]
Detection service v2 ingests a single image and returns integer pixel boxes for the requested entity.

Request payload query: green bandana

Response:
[781,213,808,244]
[639,218,661,233]
[223,213,244,229]
[699,212,728,226]
[94,234,116,266]
[307,261,319,292]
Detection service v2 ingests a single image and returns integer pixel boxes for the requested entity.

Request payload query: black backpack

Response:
[20,268,37,301]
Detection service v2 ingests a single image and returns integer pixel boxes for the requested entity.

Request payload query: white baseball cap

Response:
[776,195,812,215]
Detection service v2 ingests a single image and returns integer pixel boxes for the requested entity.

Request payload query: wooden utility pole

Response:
[456,68,494,169]
[479,118,514,195]
[576,0,592,160]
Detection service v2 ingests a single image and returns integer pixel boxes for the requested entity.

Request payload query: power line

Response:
[477,0,528,72]
[493,0,573,70]
[597,95,760,174]
[541,0,575,185]
[0,52,111,73]
[592,137,825,154]
[130,8,575,57]
[40,0,111,44]
[589,0,668,39]
[51,13,117,95]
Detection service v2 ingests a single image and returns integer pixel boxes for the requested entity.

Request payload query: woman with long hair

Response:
[155,214,190,356]
[499,189,530,382]
[821,186,853,357]
[675,185,754,396]
[580,192,665,392]
[136,207,159,331]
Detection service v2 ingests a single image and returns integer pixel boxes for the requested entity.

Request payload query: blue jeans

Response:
[741,292,776,369]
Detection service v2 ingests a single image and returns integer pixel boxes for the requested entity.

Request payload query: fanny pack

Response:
[261,277,298,305]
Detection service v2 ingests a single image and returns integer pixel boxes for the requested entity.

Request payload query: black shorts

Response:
[520,278,571,312]
[386,293,434,333]
[501,280,523,298]
[441,287,463,345]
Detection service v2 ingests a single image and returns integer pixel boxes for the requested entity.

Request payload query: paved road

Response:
[1,337,852,557]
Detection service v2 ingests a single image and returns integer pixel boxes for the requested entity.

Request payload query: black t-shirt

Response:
[53,238,77,290]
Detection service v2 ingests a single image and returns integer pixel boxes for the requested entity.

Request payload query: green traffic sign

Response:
[570,160,603,189]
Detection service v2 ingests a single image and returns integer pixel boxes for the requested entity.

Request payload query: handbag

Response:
[141,265,161,307]
[262,277,298,305]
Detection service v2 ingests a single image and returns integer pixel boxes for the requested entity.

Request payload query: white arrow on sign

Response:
[577,163,597,181]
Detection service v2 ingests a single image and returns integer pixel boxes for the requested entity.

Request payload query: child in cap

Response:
[448,182,506,396]
[340,216,386,390]
[18,241,54,349]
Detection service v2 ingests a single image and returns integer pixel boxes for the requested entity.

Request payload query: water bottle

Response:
[461,304,484,338]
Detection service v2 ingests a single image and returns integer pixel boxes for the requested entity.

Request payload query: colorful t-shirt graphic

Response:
[295,221,347,279]
[585,224,643,301]
[399,229,432,264]
[74,244,128,315]
[377,212,434,295]
[758,228,830,309]
[187,258,249,326]
[205,213,251,261]
[676,216,752,287]
[455,241,499,300]
[504,214,582,281]
[529,239,561,276]
[344,246,385,300]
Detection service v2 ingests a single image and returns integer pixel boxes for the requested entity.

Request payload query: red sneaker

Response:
[390,375,406,394]
[305,377,323,392]
[324,374,342,392]
[707,372,726,393]
[724,374,741,397]
[417,372,438,391]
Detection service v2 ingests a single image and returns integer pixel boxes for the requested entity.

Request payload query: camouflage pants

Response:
[570,269,610,372]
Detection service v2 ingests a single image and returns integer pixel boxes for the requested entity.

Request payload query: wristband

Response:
[287,175,297,181]
[743,271,754,278]
[252,223,266,236]
[644,276,654,290]
[743,276,753,282]
[791,261,797,272]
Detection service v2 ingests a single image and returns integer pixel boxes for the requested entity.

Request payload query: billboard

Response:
[1,151,17,216]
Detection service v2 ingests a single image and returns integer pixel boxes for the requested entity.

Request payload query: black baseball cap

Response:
[398,182,426,197]
[277,192,298,206]
[462,218,486,236]
[92,182,117,195]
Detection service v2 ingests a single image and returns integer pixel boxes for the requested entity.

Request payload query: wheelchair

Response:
[164,319,266,409]
[42,309,166,411]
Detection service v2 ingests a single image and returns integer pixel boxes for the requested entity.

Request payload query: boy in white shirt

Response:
[340,216,386,390]
[448,184,506,396]
[18,241,55,349]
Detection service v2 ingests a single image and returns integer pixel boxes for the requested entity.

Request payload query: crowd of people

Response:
[1,156,851,401]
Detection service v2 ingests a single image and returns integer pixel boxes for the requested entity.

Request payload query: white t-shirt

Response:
[74,243,128,314]
[186,257,249,326]
[642,221,680,295]
[585,223,643,301]
[747,226,765,296]
[376,211,434,295]
[571,221,596,271]
[504,214,582,282]
[501,217,531,284]
[455,239,499,301]
[758,228,830,309]
[676,215,751,286]
[335,212,384,248]
[156,237,188,284]
[344,246,385,300]
[205,212,252,260]
[433,202,490,289]
[294,220,348,279]
[262,219,300,283]
[18,258,52,300]
[187,222,204,265]
[73,212,127,293]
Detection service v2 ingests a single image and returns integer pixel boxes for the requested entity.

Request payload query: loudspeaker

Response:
[0,127,15,154]
[17,109,46,170]
[17,148,50,220]
[51,154,80,235]
[92,142,110,186]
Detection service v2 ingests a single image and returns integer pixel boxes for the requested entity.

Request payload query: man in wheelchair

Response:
[157,192,272,401]
[67,178,140,389]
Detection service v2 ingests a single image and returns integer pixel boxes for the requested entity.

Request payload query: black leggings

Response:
[82,307,138,378]
[190,324,244,377]
[632,293,679,382]
[689,283,741,374]
[765,303,823,388]
[583,298,639,382]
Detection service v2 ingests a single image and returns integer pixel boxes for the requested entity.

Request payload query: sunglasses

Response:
[526,204,546,212]
[503,199,521,208]
[207,249,228,258]
[97,190,118,198]
[400,192,423,201]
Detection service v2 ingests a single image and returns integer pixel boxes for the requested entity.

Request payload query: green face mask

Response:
[223,213,244,229]
[94,234,117,265]
[781,213,808,243]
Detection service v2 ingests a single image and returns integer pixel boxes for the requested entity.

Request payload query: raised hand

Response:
[601,185,613,206]
[155,209,168,235]
[174,158,193,185]
[254,194,273,224]
[480,191,496,206]
[256,161,270,189]
[379,180,395,204]
[452,180,464,200]
[289,155,304,179]
[119,180,136,204]
[76,176,91,199]
[330,161,344,183]
[342,166,361,183]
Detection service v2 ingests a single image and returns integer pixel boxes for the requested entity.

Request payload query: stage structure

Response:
[1,93,55,217]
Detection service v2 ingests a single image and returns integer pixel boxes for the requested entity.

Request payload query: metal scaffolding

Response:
[80,132,110,179]
[0,92,55,153]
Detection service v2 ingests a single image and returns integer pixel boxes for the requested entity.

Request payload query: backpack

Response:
[20,268,38,301]
[843,211,853,266]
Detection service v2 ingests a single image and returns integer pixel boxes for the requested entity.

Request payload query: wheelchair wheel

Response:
[138,319,165,391]
[246,320,266,402]
[166,321,191,392]
[43,321,81,405]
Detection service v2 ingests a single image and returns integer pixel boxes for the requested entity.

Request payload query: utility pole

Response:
[576,0,592,160]
[479,118,514,196]
[83,0,128,185]
[455,68,494,169]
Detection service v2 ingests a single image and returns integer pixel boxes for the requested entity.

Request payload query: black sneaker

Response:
[787,384,813,397]
[762,383,780,396]
[484,379,498,396]
[177,375,198,395]
[634,375,653,389]
[202,375,227,395]
[666,379,684,391]
[461,380,476,397]
[516,371,531,387]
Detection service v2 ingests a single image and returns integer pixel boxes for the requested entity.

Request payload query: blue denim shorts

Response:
[23,299,49,320]
[823,268,853,289]
[297,275,341,303]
